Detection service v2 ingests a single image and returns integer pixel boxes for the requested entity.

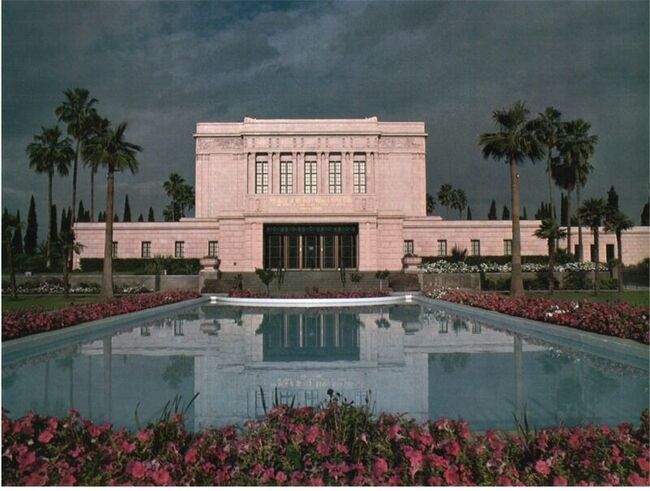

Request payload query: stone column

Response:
[344,152,353,194]
[271,153,279,194]
[320,152,328,194]
[295,152,301,194]
[369,152,375,194]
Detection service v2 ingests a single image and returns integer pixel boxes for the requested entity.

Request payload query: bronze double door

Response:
[264,224,357,270]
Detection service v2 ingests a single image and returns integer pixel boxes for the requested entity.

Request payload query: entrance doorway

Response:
[263,223,358,270]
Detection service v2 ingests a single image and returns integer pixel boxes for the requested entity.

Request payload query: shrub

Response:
[388,273,420,291]
[2,404,648,486]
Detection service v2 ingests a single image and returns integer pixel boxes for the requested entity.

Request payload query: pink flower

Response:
[535,460,551,476]
[129,461,146,480]
[275,471,287,483]
[136,430,151,443]
[121,440,136,454]
[60,475,77,486]
[553,475,568,486]
[184,449,198,464]
[316,441,330,457]
[37,429,54,444]
[443,466,459,485]
[152,469,171,485]
[628,472,649,486]
[374,457,389,477]
[638,456,650,473]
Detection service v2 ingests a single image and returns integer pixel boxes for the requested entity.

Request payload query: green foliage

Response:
[450,245,468,263]
[642,202,649,226]
[350,272,363,283]
[501,205,510,220]
[375,270,390,280]
[163,173,194,221]
[564,270,592,290]
[255,268,276,294]
[148,207,155,222]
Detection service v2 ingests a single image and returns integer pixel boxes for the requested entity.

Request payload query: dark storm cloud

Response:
[3,0,648,236]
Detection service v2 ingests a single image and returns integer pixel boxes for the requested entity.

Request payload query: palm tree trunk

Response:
[72,139,79,224]
[63,244,70,297]
[548,238,555,295]
[90,168,95,222]
[546,149,555,220]
[46,172,53,269]
[566,190,572,255]
[616,231,624,293]
[102,168,114,300]
[509,157,524,296]
[593,227,600,295]
[576,186,583,261]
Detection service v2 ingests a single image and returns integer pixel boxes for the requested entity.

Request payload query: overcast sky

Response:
[3,0,648,233]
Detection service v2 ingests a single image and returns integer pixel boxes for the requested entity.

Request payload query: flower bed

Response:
[433,290,649,344]
[228,288,391,299]
[2,403,648,486]
[1,291,200,341]
[421,260,608,274]
[1,278,151,295]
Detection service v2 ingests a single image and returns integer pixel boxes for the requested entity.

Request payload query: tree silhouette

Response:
[24,195,38,255]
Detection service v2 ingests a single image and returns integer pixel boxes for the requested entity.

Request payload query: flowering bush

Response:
[2,403,648,486]
[434,290,649,344]
[1,279,152,295]
[421,260,608,274]
[1,291,200,341]
[228,288,391,299]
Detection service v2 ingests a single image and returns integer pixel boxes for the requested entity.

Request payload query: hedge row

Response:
[79,258,201,275]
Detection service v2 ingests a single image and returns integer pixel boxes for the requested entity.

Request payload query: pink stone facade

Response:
[74,118,650,271]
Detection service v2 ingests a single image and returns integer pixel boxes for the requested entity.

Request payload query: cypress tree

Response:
[138,213,144,222]
[60,207,69,236]
[77,200,86,223]
[84,209,91,222]
[114,213,119,223]
[522,207,528,220]
[98,211,105,222]
[1,208,7,266]
[24,195,38,255]
[123,195,132,222]
[502,205,510,220]
[466,206,472,220]
[606,186,619,212]
[560,193,568,226]
[642,202,649,226]
[11,210,23,255]
[488,200,497,220]
[148,207,155,222]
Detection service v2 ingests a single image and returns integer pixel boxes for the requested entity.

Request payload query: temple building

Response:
[74,117,649,271]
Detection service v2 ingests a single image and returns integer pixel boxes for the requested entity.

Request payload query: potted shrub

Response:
[402,253,422,272]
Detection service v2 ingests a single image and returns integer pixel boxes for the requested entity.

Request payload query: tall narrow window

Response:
[437,239,447,256]
[208,241,219,258]
[141,241,151,258]
[304,154,317,194]
[404,240,414,255]
[353,153,366,193]
[471,239,481,256]
[255,153,269,194]
[175,241,185,258]
[328,154,342,194]
[280,154,293,194]
[503,239,512,256]
[112,241,118,258]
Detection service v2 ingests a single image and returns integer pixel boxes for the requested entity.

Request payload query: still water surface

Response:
[3,302,648,431]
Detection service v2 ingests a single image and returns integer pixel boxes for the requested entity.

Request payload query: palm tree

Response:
[59,228,84,297]
[163,173,194,221]
[85,122,141,299]
[533,107,563,220]
[578,198,607,295]
[55,88,98,225]
[604,209,634,292]
[555,119,597,260]
[479,101,543,296]
[26,126,74,268]
[534,218,567,295]
[437,183,453,218]
[451,189,467,218]
[551,155,577,254]
[82,114,110,222]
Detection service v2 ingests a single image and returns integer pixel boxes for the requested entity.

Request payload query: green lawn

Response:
[533,290,649,309]
[1,295,103,312]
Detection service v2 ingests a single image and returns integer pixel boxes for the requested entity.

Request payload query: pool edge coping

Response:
[417,296,649,368]
[207,294,413,307]
[2,297,206,357]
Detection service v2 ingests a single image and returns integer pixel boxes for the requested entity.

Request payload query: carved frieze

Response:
[379,137,425,151]
[196,137,243,153]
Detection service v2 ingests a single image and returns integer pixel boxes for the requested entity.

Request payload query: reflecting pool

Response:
[3,301,648,432]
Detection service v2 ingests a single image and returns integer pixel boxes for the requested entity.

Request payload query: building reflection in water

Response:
[2,304,648,432]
